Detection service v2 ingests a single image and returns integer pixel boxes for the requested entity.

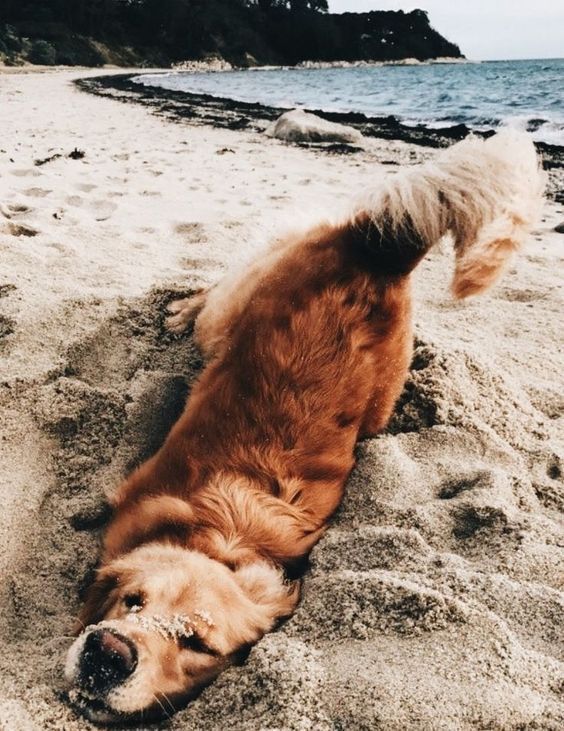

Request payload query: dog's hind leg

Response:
[166,287,234,361]
[359,346,413,438]
[172,235,295,358]
[166,280,244,360]
[359,383,406,438]
[167,228,304,357]
[166,289,209,334]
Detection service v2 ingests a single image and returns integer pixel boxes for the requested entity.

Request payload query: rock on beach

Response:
[266,108,364,145]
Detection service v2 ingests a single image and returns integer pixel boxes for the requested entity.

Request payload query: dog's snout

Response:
[79,628,138,693]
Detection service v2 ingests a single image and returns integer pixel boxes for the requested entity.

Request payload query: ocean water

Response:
[134,58,564,146]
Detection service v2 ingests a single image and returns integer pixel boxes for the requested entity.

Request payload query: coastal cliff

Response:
[0,2,462,68]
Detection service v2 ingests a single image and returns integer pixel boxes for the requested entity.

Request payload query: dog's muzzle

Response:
[78,628,138,695]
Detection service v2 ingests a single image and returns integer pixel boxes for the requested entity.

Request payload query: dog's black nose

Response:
[79,628,138,694]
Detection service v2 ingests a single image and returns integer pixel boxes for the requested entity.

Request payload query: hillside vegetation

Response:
[0,1,462,67]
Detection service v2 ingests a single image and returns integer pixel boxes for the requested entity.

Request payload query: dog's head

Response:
[65,544,298,724]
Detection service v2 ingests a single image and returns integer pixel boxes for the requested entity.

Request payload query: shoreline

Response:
[75,72,564,181]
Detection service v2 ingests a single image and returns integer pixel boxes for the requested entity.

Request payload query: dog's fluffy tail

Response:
[354,130,545,298]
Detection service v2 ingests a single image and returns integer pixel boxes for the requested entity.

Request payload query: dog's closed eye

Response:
[179,634,218,656]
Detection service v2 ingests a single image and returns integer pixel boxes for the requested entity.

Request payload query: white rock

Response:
[265,109,363,145]
[172,56,232,73]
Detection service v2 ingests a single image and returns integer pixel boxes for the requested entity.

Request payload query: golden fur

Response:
[65,131,544,723]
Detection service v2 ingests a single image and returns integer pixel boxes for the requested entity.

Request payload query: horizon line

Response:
[468,56,563,62]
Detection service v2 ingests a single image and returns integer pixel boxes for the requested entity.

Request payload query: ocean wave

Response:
[500,115,564,145]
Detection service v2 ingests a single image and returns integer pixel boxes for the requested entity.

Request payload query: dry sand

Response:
[0,68,563,730]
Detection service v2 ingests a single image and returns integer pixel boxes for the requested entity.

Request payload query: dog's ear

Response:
[74,567,119,635]
[234,562,300,629]
[103,496,194,560]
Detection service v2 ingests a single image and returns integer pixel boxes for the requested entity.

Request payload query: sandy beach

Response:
[0,68,563,730]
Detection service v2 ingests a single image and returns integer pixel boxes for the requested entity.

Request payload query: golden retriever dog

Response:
[65,131,544,723]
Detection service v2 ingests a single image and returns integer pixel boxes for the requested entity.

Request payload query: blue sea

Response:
[134,58,564,146]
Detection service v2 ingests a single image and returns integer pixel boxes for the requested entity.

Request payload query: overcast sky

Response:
[328,1,564,60]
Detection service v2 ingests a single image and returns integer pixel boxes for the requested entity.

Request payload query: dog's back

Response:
[186,220,413,503]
